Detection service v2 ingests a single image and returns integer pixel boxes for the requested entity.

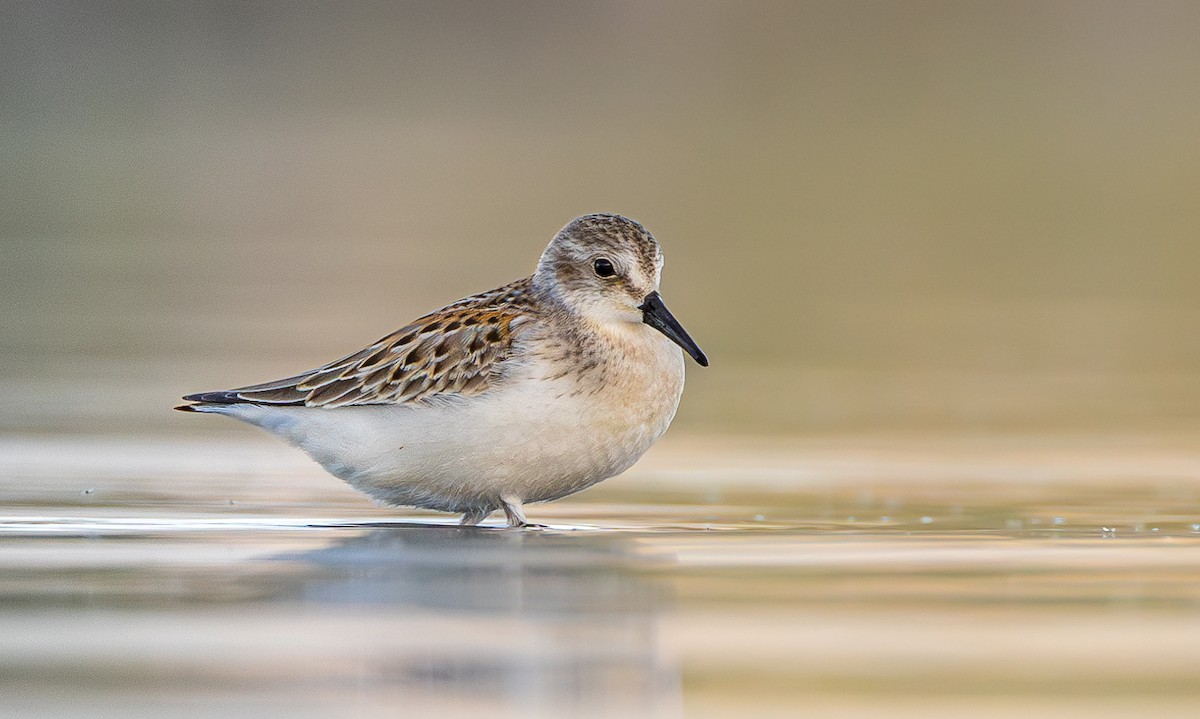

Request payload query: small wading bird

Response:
[177,214,708,527]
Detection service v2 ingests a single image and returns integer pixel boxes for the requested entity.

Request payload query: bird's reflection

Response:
[285,524,661,611]
[265,524,681,717]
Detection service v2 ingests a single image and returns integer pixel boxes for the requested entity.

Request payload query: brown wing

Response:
[185,279,535,409]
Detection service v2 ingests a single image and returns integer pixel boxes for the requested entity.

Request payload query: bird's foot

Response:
[500,494,543,529]
[459,509,490,527]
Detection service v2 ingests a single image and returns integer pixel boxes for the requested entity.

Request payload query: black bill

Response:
[639,291,709,367]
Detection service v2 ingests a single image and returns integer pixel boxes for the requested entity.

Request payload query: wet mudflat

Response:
[2,433,1200,718]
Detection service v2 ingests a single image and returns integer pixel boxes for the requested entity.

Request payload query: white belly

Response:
[212,336,686,515]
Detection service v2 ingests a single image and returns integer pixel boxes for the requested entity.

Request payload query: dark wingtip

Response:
[177,390,243,411]
[181,390,243,404]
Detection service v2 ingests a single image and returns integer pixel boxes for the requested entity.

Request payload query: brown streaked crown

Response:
[533,213,663,305]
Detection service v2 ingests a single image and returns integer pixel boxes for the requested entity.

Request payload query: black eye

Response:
[593,258,617,278]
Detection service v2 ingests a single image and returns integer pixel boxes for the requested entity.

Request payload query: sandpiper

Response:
[177,213,708,527]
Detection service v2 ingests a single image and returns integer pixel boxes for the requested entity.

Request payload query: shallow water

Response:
[3,433,1200,718]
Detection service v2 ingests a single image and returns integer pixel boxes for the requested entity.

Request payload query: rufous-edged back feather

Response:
[180,279,537,409]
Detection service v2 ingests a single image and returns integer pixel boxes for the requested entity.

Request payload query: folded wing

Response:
[181,280,533,409]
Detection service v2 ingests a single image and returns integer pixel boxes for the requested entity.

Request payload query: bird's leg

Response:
[500,495,544,529]
[459,508,490,527]
[500,495,527,526]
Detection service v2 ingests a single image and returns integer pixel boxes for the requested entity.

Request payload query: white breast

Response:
[212,323,687,513]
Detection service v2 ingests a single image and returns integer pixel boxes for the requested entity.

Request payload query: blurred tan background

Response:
[4,1,1200,437]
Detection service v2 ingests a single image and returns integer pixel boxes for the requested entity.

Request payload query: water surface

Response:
[3,434,1200,718]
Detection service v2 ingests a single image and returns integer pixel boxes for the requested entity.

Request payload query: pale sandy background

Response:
[4,6,1200,717]
[5,1,1200,437]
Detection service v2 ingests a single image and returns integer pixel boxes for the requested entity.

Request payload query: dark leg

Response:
[459,508,491,526]
[500,494,544,529]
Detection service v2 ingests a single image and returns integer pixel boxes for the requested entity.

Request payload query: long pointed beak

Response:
[639,291,709,367]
